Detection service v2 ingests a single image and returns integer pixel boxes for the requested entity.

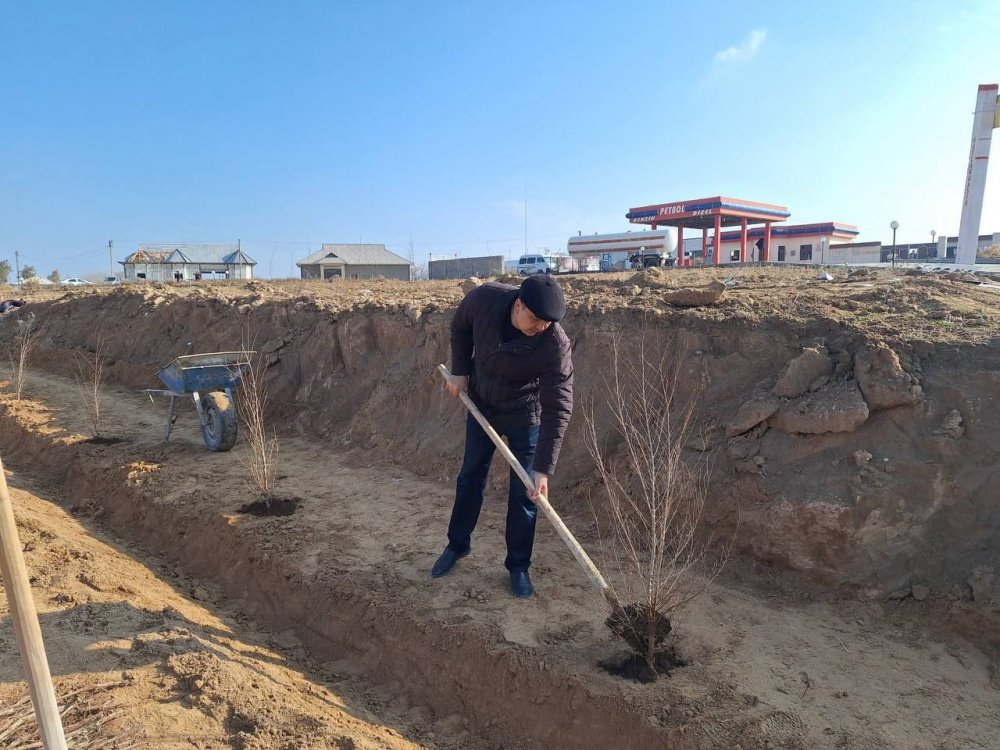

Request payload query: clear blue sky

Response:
[2,0,999,278]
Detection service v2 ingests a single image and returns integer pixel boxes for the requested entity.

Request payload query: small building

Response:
[121,243,255,281]
[296,244,411,281]
[696,222,861,264]
[429,255,504,280]
[828,241,883,265]
[931,232,1000,260]
[568,229,676,271]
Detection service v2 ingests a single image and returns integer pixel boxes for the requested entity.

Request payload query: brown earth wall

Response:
[13,287,1000,599]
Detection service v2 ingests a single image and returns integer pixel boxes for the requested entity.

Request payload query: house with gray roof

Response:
[296,244,411,281]
[121,243,256,281]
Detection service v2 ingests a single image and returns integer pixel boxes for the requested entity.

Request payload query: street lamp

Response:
[890,220,899,267]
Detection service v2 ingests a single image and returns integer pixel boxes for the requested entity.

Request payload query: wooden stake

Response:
[0,455,68,749]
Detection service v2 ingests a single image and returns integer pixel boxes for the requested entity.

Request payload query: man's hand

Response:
[528,472,549,501]
[445,374,469,398]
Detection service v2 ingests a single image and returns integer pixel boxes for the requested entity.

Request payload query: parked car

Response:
[515,254,578,275]
[104,276,122,284]
[517,254,555,275]
[62,278,92,286]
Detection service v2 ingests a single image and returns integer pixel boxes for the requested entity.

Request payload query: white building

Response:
[828,241,883,264]
[121,243,255,281]
[681,222,861,264]
[567,229,676,270]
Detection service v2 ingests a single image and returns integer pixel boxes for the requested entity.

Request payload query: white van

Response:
[517,254,555,275]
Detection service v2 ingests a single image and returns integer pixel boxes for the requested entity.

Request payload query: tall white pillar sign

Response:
[956,84,999,266]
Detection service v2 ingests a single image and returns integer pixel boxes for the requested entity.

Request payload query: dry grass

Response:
[72,338,107,438]
[235,337,278,503]
[6,312,41,401]
[0,680,143,749]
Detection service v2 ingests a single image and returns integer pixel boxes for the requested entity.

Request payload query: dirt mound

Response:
[662,280,727,306]
[627,267,674,286]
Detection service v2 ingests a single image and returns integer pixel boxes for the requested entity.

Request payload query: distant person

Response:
[0,299,26,314]
[174,271,182,283]
[433,275,574,598]
[194,271,202,281]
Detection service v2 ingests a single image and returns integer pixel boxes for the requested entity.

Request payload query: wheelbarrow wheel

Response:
[202,391,238,452]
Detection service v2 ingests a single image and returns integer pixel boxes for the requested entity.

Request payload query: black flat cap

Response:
[519,274,566,322]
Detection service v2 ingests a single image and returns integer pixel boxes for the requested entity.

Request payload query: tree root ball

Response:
[602,604,685,682]
[606,603,672,656]
[237,497,301,517]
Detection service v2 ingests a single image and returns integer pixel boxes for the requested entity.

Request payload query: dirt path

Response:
[1,366,999,749]
[0,474,438,749]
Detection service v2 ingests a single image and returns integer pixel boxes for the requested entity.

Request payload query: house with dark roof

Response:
[296,244,411,281]
[121,243,256,281]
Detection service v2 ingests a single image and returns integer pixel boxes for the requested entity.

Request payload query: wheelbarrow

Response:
[140,351,255,451]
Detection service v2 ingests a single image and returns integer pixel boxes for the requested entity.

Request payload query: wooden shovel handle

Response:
[0,456,68,749]
[438,364,610,597]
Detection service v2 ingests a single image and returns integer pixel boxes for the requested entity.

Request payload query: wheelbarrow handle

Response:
[437,364,611,598]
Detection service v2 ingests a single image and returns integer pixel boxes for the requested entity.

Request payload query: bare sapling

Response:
[6,312,40,401]
[73,337,107,438]
[235,341,278,506]
[584,334,730,680]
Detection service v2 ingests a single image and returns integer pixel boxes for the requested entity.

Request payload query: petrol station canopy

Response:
[625,196,791,264]
[626,196,790,230]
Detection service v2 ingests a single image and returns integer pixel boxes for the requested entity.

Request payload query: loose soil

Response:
[237,498,301,517]
[0,471,439,749]
[1,269,999,748]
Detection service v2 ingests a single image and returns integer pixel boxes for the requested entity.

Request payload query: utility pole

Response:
[108,240,114,278]
[14,250,20,286]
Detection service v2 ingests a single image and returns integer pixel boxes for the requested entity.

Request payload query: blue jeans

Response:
[446,413,540,572]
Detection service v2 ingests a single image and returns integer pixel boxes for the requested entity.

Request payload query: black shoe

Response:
[431,547,469,578]
[510,570,534,598]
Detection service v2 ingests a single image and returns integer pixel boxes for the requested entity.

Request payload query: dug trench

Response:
[0,472,449,749]
[1,275,999,748]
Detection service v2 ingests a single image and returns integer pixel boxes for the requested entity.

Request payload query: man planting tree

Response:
[433,275,574,598]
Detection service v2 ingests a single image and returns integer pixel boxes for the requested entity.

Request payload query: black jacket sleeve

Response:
[450,290,476,377]
[532,333,574,476]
